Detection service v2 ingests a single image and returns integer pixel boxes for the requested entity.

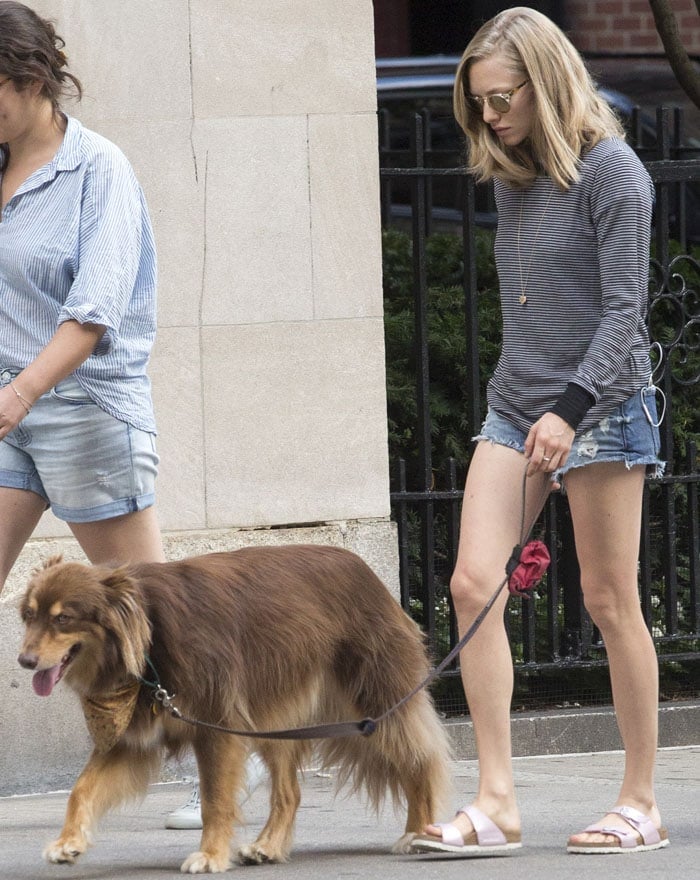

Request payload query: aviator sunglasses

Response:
[468,79,529,114]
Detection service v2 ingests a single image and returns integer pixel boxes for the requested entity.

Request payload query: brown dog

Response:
[17,545,451,873]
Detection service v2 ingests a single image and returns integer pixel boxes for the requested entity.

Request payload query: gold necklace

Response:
[516,184,556,306]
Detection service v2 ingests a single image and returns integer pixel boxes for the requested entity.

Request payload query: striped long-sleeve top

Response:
[0,116,157,432]
[489,137,655,436]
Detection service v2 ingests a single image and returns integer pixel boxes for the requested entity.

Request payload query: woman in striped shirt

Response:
[0,0,166,583]
[411,7,668,858]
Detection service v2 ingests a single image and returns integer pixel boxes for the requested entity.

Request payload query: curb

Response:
[445,699,700,758]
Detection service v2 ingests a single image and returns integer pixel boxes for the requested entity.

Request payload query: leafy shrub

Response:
[383,226,500,488]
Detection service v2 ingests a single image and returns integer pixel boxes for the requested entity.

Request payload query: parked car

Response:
[376,55,681,148]
[376,56,700,243]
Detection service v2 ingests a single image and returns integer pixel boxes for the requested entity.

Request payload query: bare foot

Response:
[423,802,520,844]
[568,803,664,849]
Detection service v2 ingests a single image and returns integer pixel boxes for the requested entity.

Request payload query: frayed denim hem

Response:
[556,455,666,494]
[472,432,526,453]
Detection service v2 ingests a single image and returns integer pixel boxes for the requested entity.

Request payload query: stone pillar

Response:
[0,0,394,794]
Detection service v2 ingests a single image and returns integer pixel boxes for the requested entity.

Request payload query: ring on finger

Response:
[542,456,552,462]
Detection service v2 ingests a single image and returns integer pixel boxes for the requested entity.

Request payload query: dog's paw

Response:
[392,832,417,854]
[43,837,87,864]
[180,850,231,874]
[237,843,288,866]
[237,843,271,866]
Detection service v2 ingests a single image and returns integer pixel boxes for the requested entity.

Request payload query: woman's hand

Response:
[524,412,575,477]
[0,381,33,438]
[0,320,105,440]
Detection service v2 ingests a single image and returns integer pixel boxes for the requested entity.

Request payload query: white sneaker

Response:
[243,752,267,797]
[165,783,201,830]
[165,753,267,830]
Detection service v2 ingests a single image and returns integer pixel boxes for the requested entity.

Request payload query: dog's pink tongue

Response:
[32,665,62,697]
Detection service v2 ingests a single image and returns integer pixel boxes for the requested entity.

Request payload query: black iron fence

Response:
[380,107,700,710]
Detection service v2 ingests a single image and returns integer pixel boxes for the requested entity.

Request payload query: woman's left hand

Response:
[524,412,575,477]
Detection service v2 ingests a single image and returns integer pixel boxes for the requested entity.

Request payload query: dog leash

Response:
[140,466,549,741]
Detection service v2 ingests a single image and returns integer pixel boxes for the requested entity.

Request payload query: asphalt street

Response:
[1,747,696,880]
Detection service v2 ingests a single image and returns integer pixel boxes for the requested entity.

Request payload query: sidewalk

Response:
[2,747,696,880]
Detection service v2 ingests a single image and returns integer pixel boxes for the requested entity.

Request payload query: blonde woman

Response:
[410,7,668,857]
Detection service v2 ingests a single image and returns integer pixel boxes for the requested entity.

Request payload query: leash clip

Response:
[153,686,181,718]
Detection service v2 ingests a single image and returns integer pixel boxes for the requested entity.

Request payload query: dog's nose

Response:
[18,652,38,670]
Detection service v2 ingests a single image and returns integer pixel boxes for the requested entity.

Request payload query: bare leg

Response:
[69,506,165,565]
[0,487,46,590]
[0,489,163,594]
[424,441,550,840]
[565,462,663,845]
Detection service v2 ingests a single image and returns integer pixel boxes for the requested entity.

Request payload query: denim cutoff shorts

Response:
[474,386,665,487]
[0,368,159,522]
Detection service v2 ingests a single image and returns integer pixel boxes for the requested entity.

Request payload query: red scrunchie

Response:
[507,540,550,597]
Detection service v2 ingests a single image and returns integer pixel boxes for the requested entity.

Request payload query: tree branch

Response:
[648,0,700,109]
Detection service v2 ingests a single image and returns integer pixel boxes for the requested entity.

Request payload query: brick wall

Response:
[566,0,700,55]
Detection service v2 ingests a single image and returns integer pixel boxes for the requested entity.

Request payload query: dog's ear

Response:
[98,570,152,679]
[34,554,64,574]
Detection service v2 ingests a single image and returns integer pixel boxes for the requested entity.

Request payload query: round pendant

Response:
[519,293,527,305]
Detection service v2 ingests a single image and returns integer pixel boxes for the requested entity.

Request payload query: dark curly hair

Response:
[0,1,82,111]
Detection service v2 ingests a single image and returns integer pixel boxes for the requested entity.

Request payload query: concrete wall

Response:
[0,0,396,795]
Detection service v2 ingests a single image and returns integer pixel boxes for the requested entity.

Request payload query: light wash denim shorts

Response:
[0,368,159,523]
[475,386,665,485]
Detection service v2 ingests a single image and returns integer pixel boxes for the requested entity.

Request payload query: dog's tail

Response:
[320,685,451,825]
[316,604,452,825]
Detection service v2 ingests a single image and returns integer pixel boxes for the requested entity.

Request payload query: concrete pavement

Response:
[1,747,696,880]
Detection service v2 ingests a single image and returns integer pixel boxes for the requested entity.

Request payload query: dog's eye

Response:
[53,613,72,626]
[21,608,35,622]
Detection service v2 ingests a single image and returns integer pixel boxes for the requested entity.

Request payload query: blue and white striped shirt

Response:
[0,116,157,432]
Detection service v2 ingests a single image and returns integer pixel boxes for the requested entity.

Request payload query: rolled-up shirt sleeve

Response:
[58,149,145,356]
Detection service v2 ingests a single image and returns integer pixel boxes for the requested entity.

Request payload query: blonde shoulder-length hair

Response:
[454,7,625,189]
